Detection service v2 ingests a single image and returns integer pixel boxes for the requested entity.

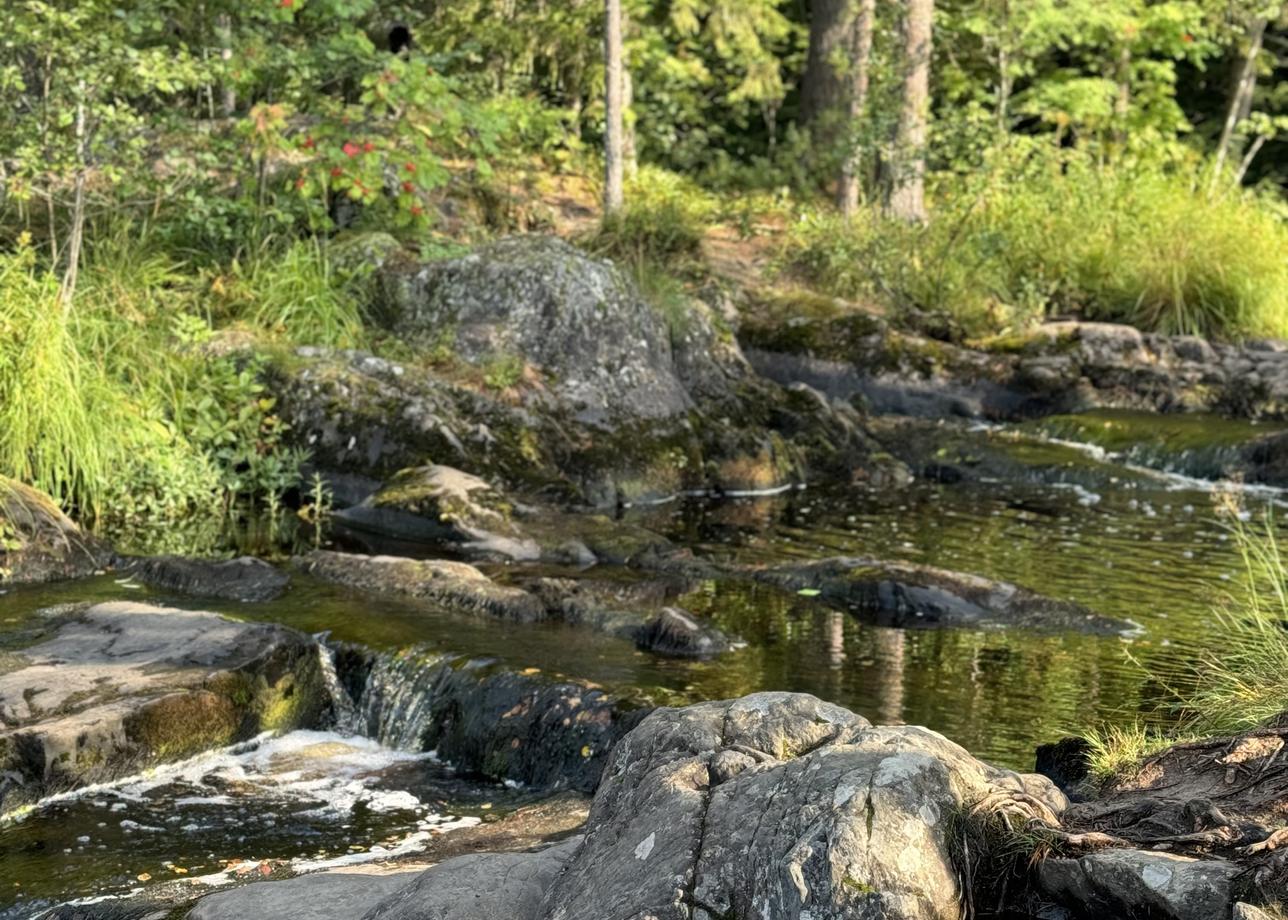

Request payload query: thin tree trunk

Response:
[623,68,637,179]
[1212,16,1268,189]
[995,0,1012,136]
[218,14,236,117]
[1113,43,1131,148]
[1234,133,1268,186]
[838,0,875,218]
[886,0,933,223]
[59,84,87,312]
[603,0,625,215]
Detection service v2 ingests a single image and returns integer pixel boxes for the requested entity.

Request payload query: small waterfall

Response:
[313,632,362,735]
[352,647,452,751]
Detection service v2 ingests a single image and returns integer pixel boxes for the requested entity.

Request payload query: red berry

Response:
[342,142,360,157]
[410,205,424,216]
[403,162,416,173]
[330,167,343,178]
[363,141,375,153]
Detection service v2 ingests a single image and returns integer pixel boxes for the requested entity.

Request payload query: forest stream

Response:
[1,408,1283,917]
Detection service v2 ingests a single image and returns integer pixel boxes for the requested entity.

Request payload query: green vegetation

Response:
[1084,501,1288,780]
[780,154,1288,339]
[1,0,1287,539]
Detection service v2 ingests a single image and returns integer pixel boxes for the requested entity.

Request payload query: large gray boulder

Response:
[0,602,328,811]
[541,692,1067,920]
[375,235,698,426]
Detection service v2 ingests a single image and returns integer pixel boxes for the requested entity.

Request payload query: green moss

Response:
[843,876,878,895]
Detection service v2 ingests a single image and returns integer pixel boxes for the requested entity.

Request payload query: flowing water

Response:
[2,411,1286,916]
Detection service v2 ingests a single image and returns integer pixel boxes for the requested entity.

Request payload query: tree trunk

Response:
[1113,43,1131,148]
[801,0,854,133]
[1212,16,1268,189]
[837,0,876,218]
[623,68,638,178]
[217,13,236,117]
[603,0,625,215]
[886,0,933,223]
[58,83,88,312]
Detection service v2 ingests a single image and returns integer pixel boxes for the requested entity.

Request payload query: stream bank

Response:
[4,233,1288,919]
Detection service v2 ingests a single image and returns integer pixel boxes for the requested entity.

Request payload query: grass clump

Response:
[586,167,716,268]
[779,153,1288,341]
[1177,504,1288,734]
[1082,722,1184,781]
[223,239,368,348]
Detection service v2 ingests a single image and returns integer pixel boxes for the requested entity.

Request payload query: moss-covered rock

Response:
[0,476,111,585]
[0,602,329,812]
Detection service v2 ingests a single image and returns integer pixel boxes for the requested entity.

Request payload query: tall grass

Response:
[1177,504,1288,734]
[779,154,1288,341]
[0,245,116,515]
[229,239,368,348]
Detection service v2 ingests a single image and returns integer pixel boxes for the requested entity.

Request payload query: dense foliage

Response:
[1,0,1287,529]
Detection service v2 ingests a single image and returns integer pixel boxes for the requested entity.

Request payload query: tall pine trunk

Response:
[603,0,625,215]
[838,0,876,218]
[886,0,932,223]
[801,0,853,133]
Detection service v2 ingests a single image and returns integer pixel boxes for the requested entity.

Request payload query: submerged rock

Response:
[634,606,732,659]
[295,550,546,621]
[345,647,646,792]
[540,692,1066,920]
[746,556,1134,634]
[0,602,328,812]
[121,555,290,602]
[335,465,541,561]
[0,476,110,585]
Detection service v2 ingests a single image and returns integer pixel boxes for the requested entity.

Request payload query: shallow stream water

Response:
[2,410,1286,916]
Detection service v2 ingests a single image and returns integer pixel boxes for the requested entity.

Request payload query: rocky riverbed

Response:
[4,233,1288,919]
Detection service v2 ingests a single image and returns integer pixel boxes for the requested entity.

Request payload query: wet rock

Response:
[374,235,697,426]
[1035,737,1092,800]
[348,649,646,792]
[40,904,173,920]
[121,555,289,602]
[188,868,424,920]
[743,302,1288,421]
[335,465,541,561]
[275,237,882,508]
[541,691,1067,920]
[0,476,110,585]
[1037,849,1237,920]
[0,602,328,811]
[295,550,546,621]
[634,607,731,659]
[362,837,581,920]
[746,556,1135,635]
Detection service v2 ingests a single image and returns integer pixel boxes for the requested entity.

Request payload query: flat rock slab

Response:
[1039,849,1238,920]
[0,602,326,811]
[122,555,290,602]
[188,868,423,920]
[363,839,580,919]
